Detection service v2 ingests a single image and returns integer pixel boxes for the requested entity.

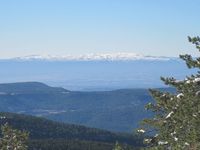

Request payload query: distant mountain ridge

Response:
[0,57,195,91]
[0,82,69,93]
[5,53,178,61]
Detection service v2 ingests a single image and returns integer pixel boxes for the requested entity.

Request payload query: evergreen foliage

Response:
[0,112,143,150]
[113,141,124,150]
[0,123,29,150]
[28,139,115,150]
[140,36,200,149]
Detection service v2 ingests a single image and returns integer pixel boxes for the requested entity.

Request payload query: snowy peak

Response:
[12,53,175,61]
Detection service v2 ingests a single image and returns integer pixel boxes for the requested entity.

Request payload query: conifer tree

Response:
[139,36,200,150]
[113,141,124,150]
[0,123,29,150]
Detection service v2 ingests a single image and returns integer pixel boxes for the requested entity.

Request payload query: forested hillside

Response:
[0,82,155,132]
[0,112,143,150]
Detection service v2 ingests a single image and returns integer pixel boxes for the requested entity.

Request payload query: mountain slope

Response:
[0,82,154,132]
[0,112,143,150]
[0,82,68,93]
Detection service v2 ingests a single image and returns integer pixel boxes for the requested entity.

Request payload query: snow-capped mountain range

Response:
[0,52,194,91]
[10,53,177,61]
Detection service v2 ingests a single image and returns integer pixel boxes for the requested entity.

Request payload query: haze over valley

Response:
[0,53,196,91]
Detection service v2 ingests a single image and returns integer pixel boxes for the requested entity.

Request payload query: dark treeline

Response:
[0,112,144,150]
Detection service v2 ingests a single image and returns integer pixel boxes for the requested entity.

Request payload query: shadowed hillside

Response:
[0,112,143,150]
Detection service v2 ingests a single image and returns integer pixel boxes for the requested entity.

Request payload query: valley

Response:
[0,82,154,132]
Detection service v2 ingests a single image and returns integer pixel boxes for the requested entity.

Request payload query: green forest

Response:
[0,112,143,150]
[138,37,200,149]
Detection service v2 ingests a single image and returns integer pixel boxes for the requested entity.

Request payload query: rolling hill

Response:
[0,82,154,132]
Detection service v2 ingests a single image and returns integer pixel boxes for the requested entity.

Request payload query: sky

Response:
[0,0,200,58]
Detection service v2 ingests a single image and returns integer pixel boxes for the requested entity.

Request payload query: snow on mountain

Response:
[11,53,176,61]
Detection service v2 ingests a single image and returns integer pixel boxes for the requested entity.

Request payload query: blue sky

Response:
[0,0,199,58]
